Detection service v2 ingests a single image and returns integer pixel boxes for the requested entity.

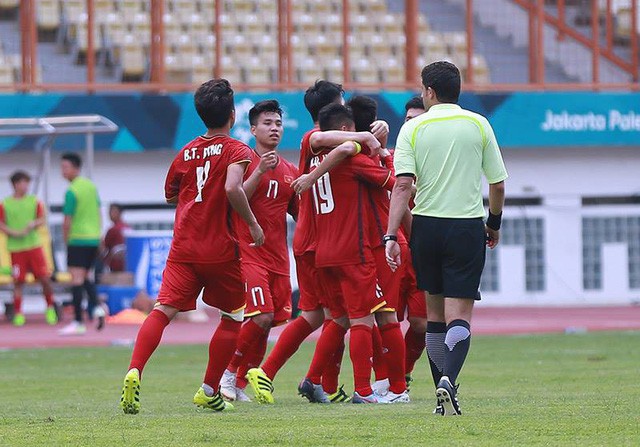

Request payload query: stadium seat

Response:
[164,54,191,83]
[352,58,378,83]
[0,59,14,85]
[219,55,242,84]
[75,16,104,57]
[297,58,324,83]
[0,0,18,11]
[104,12,128,48]
[171,0,198,22]
[381,60,404,83]
[121,35,146,81]
[295,14,321,35]
[244,56,272,84]
[36,0,61,32]
[243,13,270,37]
[366,34,393,59]
[321,13,342,35]
[119,0,144,16]
[308,34,340,59]
[471,54,490,83]
[163,13,183,43]
[226,34,253,59]
[61,0,85,24]
[191,55,215,84]
[325,57,344,82]
[377,13,404,35]
[187,13,211,40]
[351,14,375,40]
[255,34,278,62]
[307,0,332,14]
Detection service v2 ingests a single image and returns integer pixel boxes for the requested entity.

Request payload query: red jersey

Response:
[165,135,252,263]
[235,151,299,275]
[104,220,129,271]
[366,154,406,249]
[293,128,320,256]
[310,151,395,268]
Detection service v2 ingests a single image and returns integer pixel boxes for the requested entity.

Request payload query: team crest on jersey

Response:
[284,175,294,184]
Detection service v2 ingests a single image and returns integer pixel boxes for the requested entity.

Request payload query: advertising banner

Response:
[125,231,173,298]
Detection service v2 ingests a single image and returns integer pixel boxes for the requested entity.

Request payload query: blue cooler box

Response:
[97,285,140,315]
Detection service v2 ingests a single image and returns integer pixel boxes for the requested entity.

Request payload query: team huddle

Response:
[120,62,507,416]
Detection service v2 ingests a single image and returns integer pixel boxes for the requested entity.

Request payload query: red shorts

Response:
[295,252,327,312]
[157,259,246,313]
[319,262,386,319]
[244,263,292,325]
[11,247,49,283]
[397,248,427,321]
[373,245,402,311]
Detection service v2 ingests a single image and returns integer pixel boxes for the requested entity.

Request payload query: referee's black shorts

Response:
[67,245,99,270]
[410,215,485,300]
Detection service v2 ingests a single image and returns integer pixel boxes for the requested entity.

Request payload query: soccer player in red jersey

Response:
[119,79,264,414]
[0,171,57,327]
[219,100,299,402]
[293,102,410,403]
[247,82,388,404]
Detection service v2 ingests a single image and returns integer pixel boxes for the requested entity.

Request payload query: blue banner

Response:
[0,91,638,151]
[125,231,172,298]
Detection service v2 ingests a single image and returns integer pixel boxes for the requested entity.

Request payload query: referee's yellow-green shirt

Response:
[394,103,508,219]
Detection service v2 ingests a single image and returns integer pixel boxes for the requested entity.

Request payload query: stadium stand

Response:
[0,0,500,85]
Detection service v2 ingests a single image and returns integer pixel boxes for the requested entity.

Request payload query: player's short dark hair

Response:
[110,203,124,213]
[421,61,461,103]
[318,103,354,131]
[61,152,82,168]
[248,100,283,126]
[347,95,377,132]
[405,95,425,112]
[304,80,344,123]
[10,170,30,185]
[194,79,235,129]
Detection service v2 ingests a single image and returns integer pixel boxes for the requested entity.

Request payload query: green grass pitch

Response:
[1,331,639,446]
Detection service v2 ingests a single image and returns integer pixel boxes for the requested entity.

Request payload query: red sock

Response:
[203,318,242,390]
[13,292,23,314]
[44,293,54,307]
[228,319,266,373]
[237,330,268,389]
[262,317,314,380]
[307,320,346,385]
[404,327,426,374]
[129,309,170,375]
[349,324,373,396]
[380,322,407,394]
[321,337,345,395]
[372,325,388,381]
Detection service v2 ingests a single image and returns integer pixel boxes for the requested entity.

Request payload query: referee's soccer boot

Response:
[436,376,461,416]
[298,378,330,403]
[193,387,234,412]
[326,385,351,403]
[120,368,141,414]
[246,368,275,404]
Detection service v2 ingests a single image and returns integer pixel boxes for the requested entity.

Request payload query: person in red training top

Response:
[119,79,264,415]
[246,80,386,404]
[101,203,129,272]
[292,102,410,404]
[219,100,299,402]
[0,171,57,327]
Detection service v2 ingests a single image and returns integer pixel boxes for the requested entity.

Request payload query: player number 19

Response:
[311,173,335,215]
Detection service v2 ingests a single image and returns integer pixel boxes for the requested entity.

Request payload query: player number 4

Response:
[195,160,211,203]
[311,173,335,215]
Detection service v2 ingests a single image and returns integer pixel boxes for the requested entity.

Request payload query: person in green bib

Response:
[0,171,57,326]
[58,153,104,336]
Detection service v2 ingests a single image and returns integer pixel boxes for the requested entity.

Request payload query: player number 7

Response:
[195,160,211,203]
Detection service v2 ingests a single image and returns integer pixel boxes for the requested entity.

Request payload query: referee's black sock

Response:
[84,279,98,319]
[426,321,447,387]
[443,319,471,385]
[71,285,84,323]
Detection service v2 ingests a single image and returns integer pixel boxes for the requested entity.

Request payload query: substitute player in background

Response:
[387,62,507,415]
[220,100,298,402]
[120,79,264,415]
[59,153,103,335]
[0,171,57,326]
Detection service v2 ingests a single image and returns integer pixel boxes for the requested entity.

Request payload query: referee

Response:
[385,61,507,416]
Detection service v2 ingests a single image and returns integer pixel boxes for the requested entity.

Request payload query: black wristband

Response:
[383,234,398,243]
[486,212,502,231]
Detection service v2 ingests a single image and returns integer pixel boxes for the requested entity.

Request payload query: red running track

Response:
[1,306,639,350]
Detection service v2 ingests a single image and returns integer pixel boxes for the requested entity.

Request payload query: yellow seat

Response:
[244,56,272,84]
[121,35,146,80]
[351,58,378,83]
[37,0,61,32]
